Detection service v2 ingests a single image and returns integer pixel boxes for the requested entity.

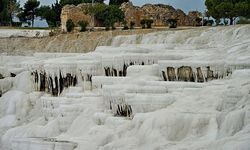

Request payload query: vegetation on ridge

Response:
[205,0,250,25]
[0,0,20,26]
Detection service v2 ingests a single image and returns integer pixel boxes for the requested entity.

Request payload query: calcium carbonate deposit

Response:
[0,29,50,38]
[0,25,250,150]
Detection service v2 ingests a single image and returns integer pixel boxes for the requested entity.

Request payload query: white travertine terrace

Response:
[0,25,250,150]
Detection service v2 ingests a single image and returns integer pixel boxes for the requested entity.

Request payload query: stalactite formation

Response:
[0,73,4,79]
[10,73,16,77]
[115,104,133,117]
[104,61,146,77]
[162,66,227,82]
[32,70,78,96]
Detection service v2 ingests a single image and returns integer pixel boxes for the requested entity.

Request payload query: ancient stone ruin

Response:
[120,2,201,27]
[61,3,102,32]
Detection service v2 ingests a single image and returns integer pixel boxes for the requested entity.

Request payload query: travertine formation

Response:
[0,29,160,55]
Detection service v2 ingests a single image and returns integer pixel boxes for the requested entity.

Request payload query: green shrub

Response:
[11,22,22,27]
[66,19,75,32]
[145,19,153,28]
[237,17,250,24]
[167,19,177,28]
[105,26,110,31]
[140,19,146,29]
[90,4,124,30]
[129,21,135,29]
[203,19,214,26]
[140,19,154,29]
[195,17,202,26]
[122,20,129,30]
[78,20,88,32]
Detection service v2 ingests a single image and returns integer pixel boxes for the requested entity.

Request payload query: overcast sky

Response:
[19,0,206,14]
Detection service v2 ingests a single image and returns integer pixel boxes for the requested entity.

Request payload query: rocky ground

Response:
[0,27,194,55]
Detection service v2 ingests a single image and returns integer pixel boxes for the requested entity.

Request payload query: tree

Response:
[205,0,250,25]
[140,19,153,29]
[37,6,56,27]
[78,20,88,31]
[37,1,62,28]
[235,1,250,18]
[0,0,10,24]
[237,17,250,24]
[122,20,129,30]
[140,19,146,29]
[22,0,40,27]
[195,17,202,26]
[0,0,4,13]
[129,21,135,29]
[145,19,153,28]
[109,0,129,6]
[60,0,104,6]
[52,0,62,26]
[91,4,124,30]
[66,19,75,32]
[167,19,177,28]
[0,0,20,25]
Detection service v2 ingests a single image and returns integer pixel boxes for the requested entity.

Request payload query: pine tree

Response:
[52,0,62,26]
[0,0,19,25]
[109,0,129,6]
[23,0,40,27]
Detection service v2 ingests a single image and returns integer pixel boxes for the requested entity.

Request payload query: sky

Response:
[19,0,206,14]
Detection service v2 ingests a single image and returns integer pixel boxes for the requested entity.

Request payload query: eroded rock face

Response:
[61,4,92,32]
[0,73,4,79]
[162,66,223,82]
[177,66,195,82]
[120,2,201,27]
[188,11,203,26]
[32,71,78,96]
[196,67,205,83]
[167,67,176,81]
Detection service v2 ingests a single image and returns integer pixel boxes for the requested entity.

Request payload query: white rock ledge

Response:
[12,137,77,150]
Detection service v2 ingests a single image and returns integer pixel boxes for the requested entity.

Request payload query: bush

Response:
[140,19,154,29]
[90,4,124,30]
[195,17,202,26]
[129,21,135,29]
[105,26,110,31]
[66,19,75,32]
[145,19,153,28]
[78,20,88,32]
[122,20,129,30]
[237,17,250,24]
[11,22,22,27]
[167,19,177,28]
[140,19,146,29]
[203,19,214,26]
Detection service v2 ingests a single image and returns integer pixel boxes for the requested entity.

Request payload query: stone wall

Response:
[188,11,203,26]
[61,4,92,32]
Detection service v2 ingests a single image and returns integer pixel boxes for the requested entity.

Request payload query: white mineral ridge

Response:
[0,25,250,150]
[0,29,50,38]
